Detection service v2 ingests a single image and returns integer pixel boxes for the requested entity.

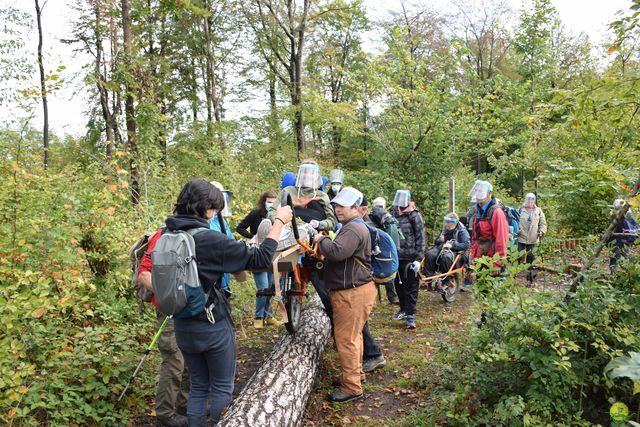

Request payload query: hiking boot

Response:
[406,315,416,329]
[328,390,363,403]
[391,310,406,320]
[363,355,386,373]
[253,318,264,329]
[264,317,282,326]
[157,414,188,427]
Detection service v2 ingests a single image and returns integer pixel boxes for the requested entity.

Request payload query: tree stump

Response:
[219,293,331,427]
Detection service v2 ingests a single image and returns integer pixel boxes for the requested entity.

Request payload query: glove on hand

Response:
[409,260,421,274]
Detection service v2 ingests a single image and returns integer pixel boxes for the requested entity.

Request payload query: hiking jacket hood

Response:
[393,208,425,261]
[370,206,404,248]
[165,215,277,293]
[317,217,373,291]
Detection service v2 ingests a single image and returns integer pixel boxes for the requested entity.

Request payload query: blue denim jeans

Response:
[174,317,236,427]
[253,271,273,319]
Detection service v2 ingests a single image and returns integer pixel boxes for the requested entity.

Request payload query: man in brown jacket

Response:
[314,187,377,403]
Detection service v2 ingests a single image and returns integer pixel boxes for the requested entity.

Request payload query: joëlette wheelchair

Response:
[420,248,468,303]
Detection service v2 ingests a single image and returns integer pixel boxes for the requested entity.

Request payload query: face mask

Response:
[265,202,273,210]
[331,184,341,194]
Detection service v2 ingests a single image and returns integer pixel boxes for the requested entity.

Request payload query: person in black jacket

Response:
[236,191,280,328]
[166,179,292,426]
[236,191,277,239]
[391,190,425,329]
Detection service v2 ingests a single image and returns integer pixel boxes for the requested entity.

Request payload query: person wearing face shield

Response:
[269,161,337,232]
[469,181,509,271]
[423,213,470,285]
[391,190,425,329]
[268,161,338,317]
[327,169,345,200]
[516,193,547,283]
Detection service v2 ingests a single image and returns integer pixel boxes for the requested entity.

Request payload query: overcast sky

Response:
[1,0,633,137]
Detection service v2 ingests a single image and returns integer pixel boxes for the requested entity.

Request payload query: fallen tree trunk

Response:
[219,293,331,427]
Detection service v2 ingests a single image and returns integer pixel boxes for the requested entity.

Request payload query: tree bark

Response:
[93,2,115,158]
[203,1,222,138]
[121,0,140,204]
[218,294,331,427]
[35,0,49,169]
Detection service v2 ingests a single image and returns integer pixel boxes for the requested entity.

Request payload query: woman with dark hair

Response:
[165,179,292,426]
[235,191,280,328]
[236,191,277,239]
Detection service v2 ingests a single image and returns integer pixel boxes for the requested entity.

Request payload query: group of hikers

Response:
[134,161,636,427]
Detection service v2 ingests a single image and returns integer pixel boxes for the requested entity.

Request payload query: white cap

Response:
[525,193,536,200]
[330,186,363,207]
[372,197,386,208]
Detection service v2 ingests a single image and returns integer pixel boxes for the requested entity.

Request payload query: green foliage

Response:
[448,252,640,425]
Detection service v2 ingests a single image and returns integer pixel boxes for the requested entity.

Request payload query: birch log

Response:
[219,293,331,426]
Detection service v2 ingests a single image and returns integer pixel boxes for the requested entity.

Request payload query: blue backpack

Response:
[505,205,521,235]
[354,218,399,283]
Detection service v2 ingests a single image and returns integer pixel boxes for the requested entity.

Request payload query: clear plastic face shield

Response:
[468,181,491,204]
[524,193,536,209]
[392,190,411,208]
[295,163,320,189]
[221,191,233,217]
[329,169,344,184]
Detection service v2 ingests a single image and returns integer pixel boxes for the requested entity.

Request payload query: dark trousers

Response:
[424,247,459,277]
[518,243,537,281]
[517,243,536,264]
[312,270,382,359]
[384,281,398,301]
[395,260,419,316]
[174,317,236,426]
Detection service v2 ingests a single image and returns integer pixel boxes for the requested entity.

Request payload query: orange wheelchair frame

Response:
[420,251,467,303]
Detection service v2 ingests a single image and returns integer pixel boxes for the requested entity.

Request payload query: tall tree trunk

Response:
[121,0,140,204]
[203,2,221,134]
[190,56,198,122]
[35,0,49,169]
[268,67,282,146]
[94,2,114,158]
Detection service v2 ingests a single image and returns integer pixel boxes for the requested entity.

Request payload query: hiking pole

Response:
[116,314,171,405]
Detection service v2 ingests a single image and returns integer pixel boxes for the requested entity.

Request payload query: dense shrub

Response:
[448,251,640,425]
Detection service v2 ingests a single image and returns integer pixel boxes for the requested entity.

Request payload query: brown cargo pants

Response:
[330,281,377,395]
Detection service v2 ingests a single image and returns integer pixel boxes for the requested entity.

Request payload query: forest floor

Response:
[134,260,576,426]
[232,268,573,427]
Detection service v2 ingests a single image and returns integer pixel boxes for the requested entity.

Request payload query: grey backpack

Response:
[151,227,209,319]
